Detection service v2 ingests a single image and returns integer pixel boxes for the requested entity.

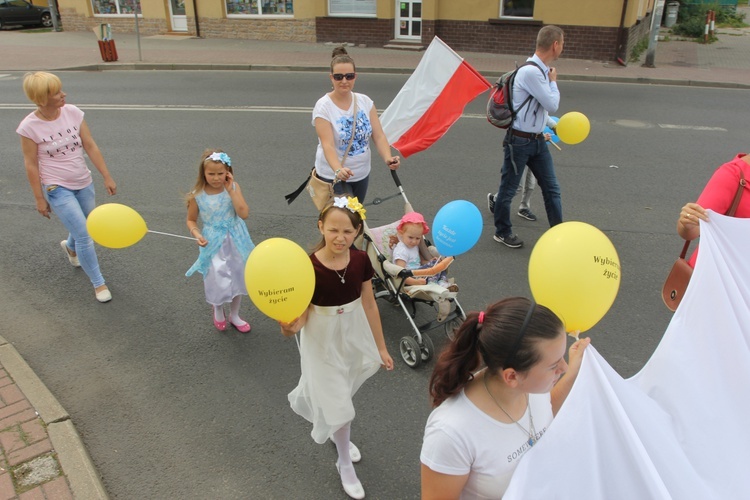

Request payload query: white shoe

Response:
[349,442,361,463]
[60,240,80,267]
[336,462,365,499]
[95,287,112,303]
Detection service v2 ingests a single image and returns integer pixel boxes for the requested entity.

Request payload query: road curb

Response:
[51,63,750,89]
[0,336,109,500]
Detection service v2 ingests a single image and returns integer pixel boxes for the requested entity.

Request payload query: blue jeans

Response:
[44,183,105,288]
[332,175,370,203]
[494,135,562,237]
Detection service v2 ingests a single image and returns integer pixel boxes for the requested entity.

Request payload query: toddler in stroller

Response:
[392,212,459,293]
[362,173,465,368]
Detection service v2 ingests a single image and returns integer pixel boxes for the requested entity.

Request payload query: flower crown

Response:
[333,196,366,220]
[205,152,232,167]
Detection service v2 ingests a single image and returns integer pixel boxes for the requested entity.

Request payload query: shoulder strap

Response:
[726,169,746,216]
[339,96,358,170]
[679,170,746,254]
[508,62,544,119]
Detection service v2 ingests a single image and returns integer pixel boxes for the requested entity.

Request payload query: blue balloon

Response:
[545,116,561,143]
[432,200,483,257]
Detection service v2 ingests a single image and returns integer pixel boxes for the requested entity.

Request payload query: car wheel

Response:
[41,13,52,28]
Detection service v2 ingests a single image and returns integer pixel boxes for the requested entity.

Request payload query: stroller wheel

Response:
[419,334,434,362]
[444,317,463,341]
[399,336,422,368]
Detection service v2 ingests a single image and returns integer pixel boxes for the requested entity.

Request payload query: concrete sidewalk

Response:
[1,11,750,88]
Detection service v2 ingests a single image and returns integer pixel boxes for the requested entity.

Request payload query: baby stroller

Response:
[362,171,466,368]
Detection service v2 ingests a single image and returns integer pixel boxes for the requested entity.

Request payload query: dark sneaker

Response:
[486,193,495,214]
[517,208,537,221]
[493,233,524,248]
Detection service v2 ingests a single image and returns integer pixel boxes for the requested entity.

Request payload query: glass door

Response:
[169,0,187,32]
[395,0,422,40]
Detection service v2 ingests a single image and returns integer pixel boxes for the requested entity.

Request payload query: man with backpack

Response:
[491,25,565,249]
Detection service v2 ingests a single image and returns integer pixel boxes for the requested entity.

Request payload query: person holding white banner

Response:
[677,152,750,267]
[312,47,400,202]
[420,297,589,499]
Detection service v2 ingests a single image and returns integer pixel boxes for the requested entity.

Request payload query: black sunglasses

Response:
[332,73,357,81]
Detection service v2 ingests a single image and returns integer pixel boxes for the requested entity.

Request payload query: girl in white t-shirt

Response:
[421,297,590,499]
[312,46,401,202]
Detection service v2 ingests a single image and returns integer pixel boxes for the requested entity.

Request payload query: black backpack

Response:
[486,61,543,129]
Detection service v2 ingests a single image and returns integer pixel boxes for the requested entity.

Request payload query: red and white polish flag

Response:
[380,37,492,158]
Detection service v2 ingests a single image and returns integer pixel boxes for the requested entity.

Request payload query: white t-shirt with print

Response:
[16,104,91,190]
[312,92,374,182]
[392,241,421,269]
[421,390,553,500]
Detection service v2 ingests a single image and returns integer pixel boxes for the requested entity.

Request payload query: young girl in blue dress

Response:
[280,196,394,499]
[186,149,255,332]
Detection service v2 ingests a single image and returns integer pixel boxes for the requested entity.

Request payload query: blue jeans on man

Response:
[494,134,562,245]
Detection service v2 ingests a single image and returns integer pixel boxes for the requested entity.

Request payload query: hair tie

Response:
[478,311,485,326]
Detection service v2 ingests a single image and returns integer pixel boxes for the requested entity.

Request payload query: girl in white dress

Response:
[421,297,590,499]
[281,196,394,499]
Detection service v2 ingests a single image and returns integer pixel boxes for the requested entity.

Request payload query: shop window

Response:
[92,0,141,15]
[500,0,534,18]
[226,0,294,16]
[328,0,376,16]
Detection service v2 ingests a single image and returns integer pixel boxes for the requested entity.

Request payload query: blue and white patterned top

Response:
[185,186,255,277]
[312,92,375,182]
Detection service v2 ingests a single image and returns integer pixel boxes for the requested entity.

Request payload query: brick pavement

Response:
[0,7,749,88]
[0,338,106,500]
[0,362,73,500]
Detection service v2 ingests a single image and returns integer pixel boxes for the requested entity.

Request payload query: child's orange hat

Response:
[398,212,430,235]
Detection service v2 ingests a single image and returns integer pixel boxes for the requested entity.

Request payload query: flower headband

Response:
[205,152,232,167]
[332,196,366,220]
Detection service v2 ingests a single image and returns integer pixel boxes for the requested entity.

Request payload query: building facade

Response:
[55,0,655,62]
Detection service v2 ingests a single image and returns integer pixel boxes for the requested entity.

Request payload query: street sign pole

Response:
[644,0,666,68]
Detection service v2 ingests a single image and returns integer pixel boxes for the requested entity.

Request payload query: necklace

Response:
[325,252,349,284]
[37,107,59,121]
[483,373,536,447]
[333,264,348,284]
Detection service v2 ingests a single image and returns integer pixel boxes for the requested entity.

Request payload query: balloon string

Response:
[147,230,198,241]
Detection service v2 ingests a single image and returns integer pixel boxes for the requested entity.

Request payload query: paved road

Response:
[0,71,747,498]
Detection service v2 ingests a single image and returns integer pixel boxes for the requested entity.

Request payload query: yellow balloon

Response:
[556,111,591,145]
[245,238,315,323]
[86,203,148,249]
[528,222,620,333]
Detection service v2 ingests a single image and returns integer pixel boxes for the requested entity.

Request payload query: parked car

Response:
[0,0,53,29]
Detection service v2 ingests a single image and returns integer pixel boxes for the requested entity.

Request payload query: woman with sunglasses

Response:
[312,46,401,202]
[420,297,590,499]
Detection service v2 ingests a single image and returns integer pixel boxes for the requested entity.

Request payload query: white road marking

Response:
[658,123,728,131]
[0,105,732,133]
[0,104,313,113]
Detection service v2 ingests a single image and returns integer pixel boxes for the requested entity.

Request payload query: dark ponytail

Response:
[428,311,484,407]
[331,46,356,72]
[428,297,563,407]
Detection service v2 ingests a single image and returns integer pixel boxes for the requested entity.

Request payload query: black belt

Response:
[511,129,544,139]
